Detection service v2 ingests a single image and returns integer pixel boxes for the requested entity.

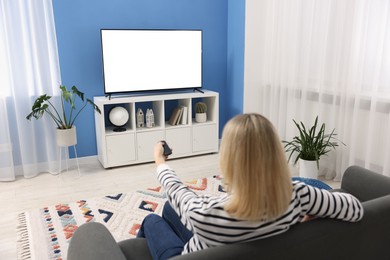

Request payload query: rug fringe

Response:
[16,212,32,260]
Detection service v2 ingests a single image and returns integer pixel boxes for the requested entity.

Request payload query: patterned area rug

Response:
[16,176,225,260]
[16,175,331,260]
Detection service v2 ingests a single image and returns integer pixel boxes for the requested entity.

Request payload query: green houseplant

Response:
[195,102,207,113]
[26,85,101,129]
[195,102,207,123]
[26,85,101,146]
[283,116,344,177]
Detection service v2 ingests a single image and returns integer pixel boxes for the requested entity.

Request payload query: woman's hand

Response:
[154,142,167,166]
[302,215,317,222]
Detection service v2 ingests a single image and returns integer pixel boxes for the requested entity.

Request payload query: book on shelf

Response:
[168,106,188,126]
[176,107,184,125]
[168,107,181,126]
[180,106,188,125]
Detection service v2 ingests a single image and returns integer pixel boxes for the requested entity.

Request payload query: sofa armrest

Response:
[118,238,152,260]
[68,223,152,260]
[67,222,127,260]
[341,166,390,202]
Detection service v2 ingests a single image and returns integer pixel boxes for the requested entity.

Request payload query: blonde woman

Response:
[136,113,364,260]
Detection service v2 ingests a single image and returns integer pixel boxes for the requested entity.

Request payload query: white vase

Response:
[195,113,207,123]
[57,126,77,147]
[299,159,318,179]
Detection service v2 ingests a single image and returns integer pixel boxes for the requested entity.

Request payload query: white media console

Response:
[94,90,219,168]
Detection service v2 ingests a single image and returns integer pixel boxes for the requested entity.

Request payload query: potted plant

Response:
[283,116,344,178]
[195,102,207,123]
[26,85,101,147]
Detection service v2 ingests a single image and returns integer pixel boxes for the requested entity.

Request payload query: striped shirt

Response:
[157,164,364,255]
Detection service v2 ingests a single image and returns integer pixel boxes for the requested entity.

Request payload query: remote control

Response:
[161,141,172,156]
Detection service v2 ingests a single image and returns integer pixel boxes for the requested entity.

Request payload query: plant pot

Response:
[195,113,207,123]
[299,159,318,179]
[57,126,77,147]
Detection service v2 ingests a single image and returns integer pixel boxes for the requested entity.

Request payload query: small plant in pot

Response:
[195,102,207,123]
[26,85,101,147]
[282,116,344,179]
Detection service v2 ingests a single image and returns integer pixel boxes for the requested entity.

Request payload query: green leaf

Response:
[60,85,72,102]
[87,98,101,114]
[72,85,85,101]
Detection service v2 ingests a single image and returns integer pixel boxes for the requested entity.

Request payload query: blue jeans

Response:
[137,202,193,260]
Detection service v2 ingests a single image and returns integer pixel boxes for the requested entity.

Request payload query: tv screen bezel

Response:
[100,29,203,95]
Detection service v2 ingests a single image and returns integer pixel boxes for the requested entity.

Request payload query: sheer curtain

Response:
[244,0,390,180]
[0,0,61,181]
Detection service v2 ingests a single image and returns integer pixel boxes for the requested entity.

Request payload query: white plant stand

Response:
[57,127,80,179]
[58,145,81,179]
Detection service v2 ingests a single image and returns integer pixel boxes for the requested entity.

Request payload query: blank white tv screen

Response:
[101,29,202,94]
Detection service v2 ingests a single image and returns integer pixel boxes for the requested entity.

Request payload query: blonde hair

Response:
[220,113,292,221]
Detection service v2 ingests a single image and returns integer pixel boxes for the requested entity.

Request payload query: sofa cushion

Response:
[292,177,332,190]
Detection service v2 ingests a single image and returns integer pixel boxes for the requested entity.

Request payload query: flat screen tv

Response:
[100,29,202,95]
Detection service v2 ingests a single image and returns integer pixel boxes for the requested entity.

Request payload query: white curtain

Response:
[244,0,390,179]
[0,0,61,181]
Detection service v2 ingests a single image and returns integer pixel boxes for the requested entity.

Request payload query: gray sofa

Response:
[68,166,390,260]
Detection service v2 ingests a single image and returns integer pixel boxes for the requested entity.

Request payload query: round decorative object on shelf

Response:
[109,106,129,132]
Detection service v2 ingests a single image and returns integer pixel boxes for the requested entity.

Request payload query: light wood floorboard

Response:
[0,153,338,259]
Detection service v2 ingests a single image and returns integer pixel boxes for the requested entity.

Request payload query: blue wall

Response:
[52,0,244,158]
[227,0,245,119]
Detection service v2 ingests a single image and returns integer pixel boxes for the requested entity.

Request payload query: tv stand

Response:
[94,90,219,168]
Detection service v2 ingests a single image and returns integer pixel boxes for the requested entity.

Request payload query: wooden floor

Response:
[0,153,339,259]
